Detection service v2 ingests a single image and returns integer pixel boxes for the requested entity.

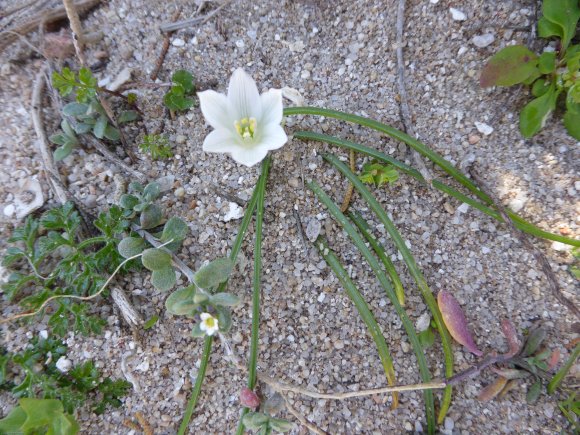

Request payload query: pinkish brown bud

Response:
[240,387,260,409]
[438,291,483,356]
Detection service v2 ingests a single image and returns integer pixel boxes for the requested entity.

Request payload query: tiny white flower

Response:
[198,68,288,167]
[199,312,219,336]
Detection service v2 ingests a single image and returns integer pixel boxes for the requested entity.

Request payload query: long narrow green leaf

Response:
[349,211,406,306]
[237,156,271,435]
[315,236,399,407]
[293,130,579,247]
[547,344,580,394]
[307,180,436,434]
[322,154,454,423]
[285,106,491,204]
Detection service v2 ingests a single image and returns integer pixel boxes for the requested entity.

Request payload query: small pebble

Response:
[444,417,455,431]
[317,292,326,303]
[468,134,481,144]
[3,203,15,217]
[56,357,72,373]
[174,187,185,198]
[474,121,494,136]
[172,38,186,47]
[450,7,467,21]
[472,33,495,48]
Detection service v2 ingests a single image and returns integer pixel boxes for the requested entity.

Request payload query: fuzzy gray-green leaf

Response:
[165,285,197,315]
[118,237,147,258]
[140,204,163,229]
[151,267,176,291]
[161,217,188,243]
[210,292,240,307]
[141,248,172,271]
[193,258,233,289]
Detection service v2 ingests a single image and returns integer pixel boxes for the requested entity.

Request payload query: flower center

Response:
[234,117,257,140]
[204,316,216,329]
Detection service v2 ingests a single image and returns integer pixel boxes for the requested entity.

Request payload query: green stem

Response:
[177,336,212,435]
[323,154,453,423]
[237,156,272,435]
[307,180,436,434]
[293,130,579,247]
[315,236,399,407]
[348,211,406,306]
[179,165,266,435]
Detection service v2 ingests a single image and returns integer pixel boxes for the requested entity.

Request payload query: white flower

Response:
[198,68,288,167]
[199,312,219,336]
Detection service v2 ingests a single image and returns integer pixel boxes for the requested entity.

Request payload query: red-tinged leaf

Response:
[480,45,539,87]
[438,291,483,356]
[490,367,530,380]
[501,319,521,357]
[547,349,560,371]
[498,379,520,399]
[240,387,260,409]
[477,377,508,401]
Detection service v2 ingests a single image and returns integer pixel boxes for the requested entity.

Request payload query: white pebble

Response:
[457,203,470,214]
[172,38,185,47]
[481,246,491,254]
[3,203,15,217]
[450,7,467,21]
[136,358,150,372]
[235,39,245,48]
[472,33,495,48]
[416,313,431,332]
[222,202,244,222]
[552,241,570,252]
[39,330,48,339]
[475,121,494,136]
[56,357,72,373]
[317,292,326,303]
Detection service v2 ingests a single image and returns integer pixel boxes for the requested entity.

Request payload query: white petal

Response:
[198,90,232,130]
[230,147,270,167]
[227,68,261,120]
[259,89,283,127]
[260,124,288,151]
[203,129,242,153]
[200,313,211,321]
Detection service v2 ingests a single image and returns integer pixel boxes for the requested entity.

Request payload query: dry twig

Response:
[340,149,356,212]
[159,0,232,32]
[150,6,182,81]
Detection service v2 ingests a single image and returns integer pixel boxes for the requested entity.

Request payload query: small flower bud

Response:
[240,387,260,409]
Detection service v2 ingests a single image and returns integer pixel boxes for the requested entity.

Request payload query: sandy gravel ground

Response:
[1,0,578,433]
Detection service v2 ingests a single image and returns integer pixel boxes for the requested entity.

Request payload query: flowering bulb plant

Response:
[198,68,288,167]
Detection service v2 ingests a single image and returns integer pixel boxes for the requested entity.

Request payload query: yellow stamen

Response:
[234,117,257,140]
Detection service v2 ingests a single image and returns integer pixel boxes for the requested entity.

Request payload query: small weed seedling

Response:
[163,70,196,111]
[139,134,173,160]
[480,0,580,139]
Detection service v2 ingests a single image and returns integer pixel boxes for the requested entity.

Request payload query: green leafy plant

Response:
[0,398,79,435]
[51,67,139,160]
[117,181,189,291]
[163,70,196,111]
[480,0,580,139]
[165,258,238,336]
[0,335,131,417]
[358,161,399,187]
[139,134,173,160]
[2,202,130,336]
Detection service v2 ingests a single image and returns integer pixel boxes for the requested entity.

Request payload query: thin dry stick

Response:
[62,0,87,64]
[150,6,183,81]
[159,0,232,32]
[395,0,433,184]
[0,239,174,325]
[282,397,328,435]
[31,68,69,204]
[471,170,580,319]
[259,373,446,400]
[340,149,355,212]
[82,135,146,182]
[0,0,100,51]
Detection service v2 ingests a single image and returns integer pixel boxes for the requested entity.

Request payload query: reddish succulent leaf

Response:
[477,376,508,401]
[438,291,483,356]
[480,45,538,87]
[240,387,261,409]
[547,349,560,371]
[501,319,521,357]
